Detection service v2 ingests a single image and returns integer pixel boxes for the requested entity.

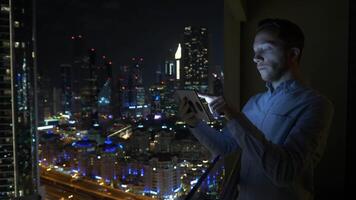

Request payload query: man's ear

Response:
[289,48,301,62]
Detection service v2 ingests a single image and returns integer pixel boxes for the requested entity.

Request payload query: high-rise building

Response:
[164,60,176,79]
[117,58,146,119]
[128,130,150,154]
[98,58,113,116]
[136,86,145,107]
[52,87,62,115]
[148,84,166,114]
[69,35,107,129]
[155,66,163,84]
[144,154,181,199]
[98,138,118,185]
[98,79,112,131]
[128,57,144,107]
[181,26,210,93]
[152,130,175,153]
[0,0,40,198]
[70,34,86,116]
[72,138,97,177]
[60,64,72,114]
[97,59,114,131]
[39,131,61,165]
[37,74,53,120]
[159,47,180,116]
[175,43,182,81]
[117,65,130,114]
[78,48,100,129]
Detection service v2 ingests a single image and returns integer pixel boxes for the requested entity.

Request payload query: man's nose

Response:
[253,53,263,64]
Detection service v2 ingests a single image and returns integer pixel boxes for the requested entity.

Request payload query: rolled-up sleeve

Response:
[189,121,240,157]
[226,97,334,187]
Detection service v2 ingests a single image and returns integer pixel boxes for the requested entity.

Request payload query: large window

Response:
[37,1,224,199]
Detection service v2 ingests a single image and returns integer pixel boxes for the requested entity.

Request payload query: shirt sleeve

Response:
[189,121,240,157]
[226,97,334,187]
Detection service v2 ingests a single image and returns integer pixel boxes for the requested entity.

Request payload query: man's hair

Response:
[257,18,305,61]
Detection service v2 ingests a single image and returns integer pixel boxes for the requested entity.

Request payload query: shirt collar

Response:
[265,79,304,94]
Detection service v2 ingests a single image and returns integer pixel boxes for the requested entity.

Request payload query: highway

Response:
[40,166,153,200]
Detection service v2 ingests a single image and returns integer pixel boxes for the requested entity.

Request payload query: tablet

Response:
[175,90,214,122]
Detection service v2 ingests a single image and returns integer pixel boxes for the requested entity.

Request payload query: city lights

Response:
[18,0,228,200]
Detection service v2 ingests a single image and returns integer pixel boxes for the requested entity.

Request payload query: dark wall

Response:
[238,0,348,198]
[346,0,354,197]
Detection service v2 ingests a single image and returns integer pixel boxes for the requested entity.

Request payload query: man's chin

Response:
[259,73,271,82]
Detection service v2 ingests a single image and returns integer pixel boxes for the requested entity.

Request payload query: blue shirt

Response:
[190,80,334,200]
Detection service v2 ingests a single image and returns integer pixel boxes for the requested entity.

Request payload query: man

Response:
[179,18,334,200]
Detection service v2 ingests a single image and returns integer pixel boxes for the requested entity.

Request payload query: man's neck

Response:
[271,68,301,89]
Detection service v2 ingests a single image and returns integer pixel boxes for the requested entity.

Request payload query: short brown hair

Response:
[257,18,305,60]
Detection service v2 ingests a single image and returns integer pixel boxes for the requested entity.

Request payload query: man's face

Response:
[253,30,289,82]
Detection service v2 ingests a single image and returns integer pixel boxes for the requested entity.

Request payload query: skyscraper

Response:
[60,64,72,114]
[70,34,86,117]
[128,57,144,107]
[117,65,130,117]
[72,138,97,177]
[181,26,210,93]
[0,0,40,199]
[117,57,146,119]
[37,73,53,121]
[175,43,181,81]
[79,48,100,129]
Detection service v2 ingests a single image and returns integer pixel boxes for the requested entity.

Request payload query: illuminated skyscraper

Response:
[0,0,40,198]
[144,154,181,199]
[181,26,210,93]
[148,84,166,114]
[155,67,163,84]
[117,65,130,116]
[117,58,146,119]
[165,60,176,79]
[175,43,181,81]
[60,64,72,114]
[98,58,114,131]
[37,73,53,120]
[79,48,100,129]
[70,34,86,116]
[128,57,144,107]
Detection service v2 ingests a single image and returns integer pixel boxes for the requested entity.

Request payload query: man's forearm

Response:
[189,121,240,157]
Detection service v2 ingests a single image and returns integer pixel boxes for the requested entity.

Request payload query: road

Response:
[40,166,153,200]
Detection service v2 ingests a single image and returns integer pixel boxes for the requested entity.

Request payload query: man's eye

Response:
[256,48,268,54]
[262,46,272,51]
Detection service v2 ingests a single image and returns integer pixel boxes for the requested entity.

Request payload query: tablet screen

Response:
[175,90,214,122]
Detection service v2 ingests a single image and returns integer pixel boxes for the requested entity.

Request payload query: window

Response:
[37,1,224,199]
[14,21,20,28]
[0,5,10,12]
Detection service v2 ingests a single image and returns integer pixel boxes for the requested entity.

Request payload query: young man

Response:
[179,18,334,200]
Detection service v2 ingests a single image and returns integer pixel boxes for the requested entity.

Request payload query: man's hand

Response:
[178,97,200,128]
[197,93,219,115]
[199,94,236,120]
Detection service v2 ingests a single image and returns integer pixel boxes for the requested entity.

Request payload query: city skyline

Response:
[36,0,223,88]
[0,1,225,199]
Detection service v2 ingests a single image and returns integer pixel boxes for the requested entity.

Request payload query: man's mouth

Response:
[257,66,267,70]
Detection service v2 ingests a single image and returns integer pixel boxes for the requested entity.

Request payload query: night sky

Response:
[37,0,223,88]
